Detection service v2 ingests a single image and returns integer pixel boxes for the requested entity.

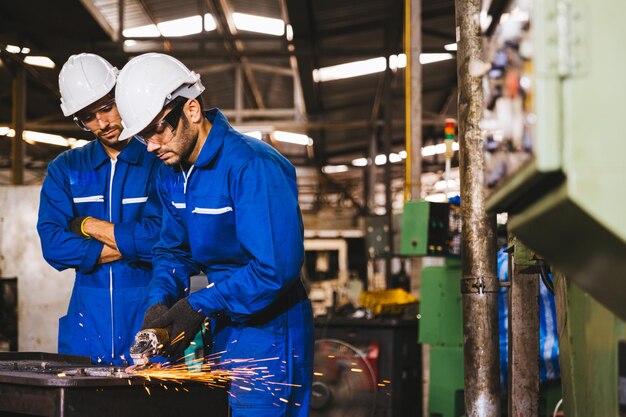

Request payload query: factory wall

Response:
[0,185,73,352]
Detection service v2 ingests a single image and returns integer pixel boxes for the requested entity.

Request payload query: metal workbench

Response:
[0,352,228,417]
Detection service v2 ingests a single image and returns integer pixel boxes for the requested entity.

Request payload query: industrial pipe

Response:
[455,0,501,415]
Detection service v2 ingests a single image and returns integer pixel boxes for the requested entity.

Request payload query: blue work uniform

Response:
[147,109,313,417]
[37,138,162,366]
[497,248,560,389]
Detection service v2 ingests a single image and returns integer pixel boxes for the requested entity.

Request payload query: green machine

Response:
[419,258,465,417]
[482,0,626,415]
[401,201,465,417]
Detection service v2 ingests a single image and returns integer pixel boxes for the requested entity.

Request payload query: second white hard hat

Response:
[115,53,205,140]
[58,53,119,117]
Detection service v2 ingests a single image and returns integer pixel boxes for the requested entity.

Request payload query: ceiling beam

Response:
[206,0,266,109]
[79,0,117,41]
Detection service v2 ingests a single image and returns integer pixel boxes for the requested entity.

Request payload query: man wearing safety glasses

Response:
[116,53,313,417]
[36,53,163,366]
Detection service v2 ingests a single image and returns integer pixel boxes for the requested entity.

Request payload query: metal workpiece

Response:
[456,0,501,415]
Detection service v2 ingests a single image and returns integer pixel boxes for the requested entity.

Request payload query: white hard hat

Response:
[58,53,119,117]
[116,53,205,140]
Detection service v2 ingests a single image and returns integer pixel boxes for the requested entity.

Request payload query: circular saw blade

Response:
[310,339,377,417]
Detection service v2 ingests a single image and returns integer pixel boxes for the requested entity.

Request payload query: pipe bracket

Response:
[461,275,500,294]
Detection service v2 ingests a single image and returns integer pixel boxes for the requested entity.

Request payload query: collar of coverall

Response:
[192,108,228,169]
[89,136,145,168]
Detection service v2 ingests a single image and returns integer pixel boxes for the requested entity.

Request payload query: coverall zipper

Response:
[108,159,117,360]
[181,164,194,194]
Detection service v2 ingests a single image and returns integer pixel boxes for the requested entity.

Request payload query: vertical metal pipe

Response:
[404,0,422,202]
[508,261,540,417]
[367,131,377,214]
[456,0,500,415]
[235,64,243,123]
[383,62,393,287]
[11,66,26,185]
[117,0,124,46]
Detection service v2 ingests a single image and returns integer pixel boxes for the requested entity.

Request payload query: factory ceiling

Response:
[0,0,457,212]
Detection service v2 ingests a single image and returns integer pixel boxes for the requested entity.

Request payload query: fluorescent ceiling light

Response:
[351,158,368,167]
[422,141,459,157]
[0,127,88,148]
[374,154,387,165]
[232,12,284,36]
[389,54,406,70]
[5,45,21,54]
[273,131,313,146]
[158,15,202,37]
[286,24,294,41]
[23,56,55,68]
[322,165,349,174]
[444,43,457,51]
[67,138,89,148]
[21,47,31,54]
[351,152,407,167]
[0,127,14,136]
[314,53,454,82]
[420,53,454,64]
[125,15,215,38]
[434,179,459,191]
[23,131,68,147]
[425,192,459,203]
[123,24,160,38]
[204,13,217,31]
[350,142,458,167]
[313,57,386,82]
[243,130,262,140]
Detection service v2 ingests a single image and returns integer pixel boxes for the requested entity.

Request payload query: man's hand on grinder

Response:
[141,303,169,329]
[146,298,205,359]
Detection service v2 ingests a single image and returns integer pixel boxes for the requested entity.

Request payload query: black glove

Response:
[69,216,91,238]
[141,303,169,330]
[149,298,205,360]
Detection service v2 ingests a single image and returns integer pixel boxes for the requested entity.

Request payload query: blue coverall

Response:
[147,109,313,416]
[497,248,560,388]
[37,138,162,365]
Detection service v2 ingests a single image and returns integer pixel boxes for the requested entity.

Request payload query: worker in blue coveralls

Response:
[37,54,162,366]
[115,52,313,417]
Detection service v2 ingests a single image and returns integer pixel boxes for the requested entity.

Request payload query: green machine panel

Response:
[418,261,463,347]
[428,346,465,417]
[482,0,626,320]
[400,201,461,258]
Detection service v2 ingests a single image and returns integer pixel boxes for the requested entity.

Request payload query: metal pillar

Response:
[12,66,26,185]
[405,0,422,202]
[117,0,124,46]
[456,0,501,415]
[383,62,393,287]
[366,131,377,214]
[508,239,540,417]
[234,64,243,123]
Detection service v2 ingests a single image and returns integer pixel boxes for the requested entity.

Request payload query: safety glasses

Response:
[73,98,117,131]
[136,100,185,145]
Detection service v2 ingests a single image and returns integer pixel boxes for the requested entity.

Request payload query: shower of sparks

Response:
[128,352,300,395]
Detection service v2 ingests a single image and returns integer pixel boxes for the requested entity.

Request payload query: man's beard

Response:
[177,114,197,165]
